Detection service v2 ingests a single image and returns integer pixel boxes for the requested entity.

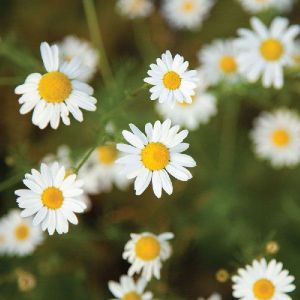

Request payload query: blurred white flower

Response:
[15,42,97,129]
[235,17,300,89]
[238,0,294,14]
[144,50,198,106]
[232,258,295,299]
[58,35,99,82]
[250,108,300,168]
[162,0,215,30]
[123,232,174,281]
[117,119,196,198]
[116,0,154,19]
[198,293,222,300]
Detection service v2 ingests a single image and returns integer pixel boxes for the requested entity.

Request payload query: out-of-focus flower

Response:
[266,241,280,254]
[198,39,242,85]
[235,17,300,89]
[232,258,295,299]
[162,0,215,30]
[237,0,294,14]
[144,50,198,106]
[58,35,99,82]
[0,210,43,256]
[108,275,153,299]
[79,144,130,194]
[156,70,217,130]
[15,162,86,235]
[117,119,196,198]
[116,0,154,19]
[15,42,97,129]
[216,269,230,283]
[123,232,174,281]
[291,40,300,68]
[250,109,300,168]
[198,293,222,300]
[16,269,36,292]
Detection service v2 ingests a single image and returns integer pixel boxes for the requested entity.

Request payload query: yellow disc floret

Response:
[219,55,237,74]
[253,278,275,300]
[141,142,170,171]
[135,235,161,261]
[260,39,284,61]
[181,0,194,12]
[122,292,141,300]
[38,71,72,103]
[15,224,30,241]
[163,71,182,90]
[272,129,290,147]
[97,145,118,165]
[42,187,64,209]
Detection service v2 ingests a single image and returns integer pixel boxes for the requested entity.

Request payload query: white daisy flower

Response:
[198,39,242,85]
[237,0,294,14]
[232,258,295,300]
[162,0,215,30]
[0,209,43,256]
[116,119,196,198]
[116,0,154,19]
[15,42,97,129]
[235,17,300,89]
[79,144,130,194]
[108,275,153,300]
[198,293,222,300]
[42,145,92,210]
[0,216,8,255]
[250,108,300,168]
[58,35,99,82]
[144,50,198,106]
[156,72,217,130]
[15,162,86,235]
[123,232,174,281]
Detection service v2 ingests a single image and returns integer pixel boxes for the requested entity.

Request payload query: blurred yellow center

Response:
[38,71,72,103]
[182,1,194,12]
[163,71,181,90]
[260,39,284,61]
[141,142,170,170]
[219,56,237,73]
[97,145,118,165]
[42,187,64,209]
[130,0,142,12]
[122,292,141,300]
[253,279,275,300]
[135,236,161,261]
[272,129,290,147]
[177,96,196,107]
[15,224,29,241]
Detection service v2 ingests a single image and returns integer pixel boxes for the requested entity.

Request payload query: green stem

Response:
[0,172,24,193]
[73,146,97,174]
[82,0,113,86]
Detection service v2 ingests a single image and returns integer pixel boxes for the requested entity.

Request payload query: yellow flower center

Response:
[15,224,30,241]
[260,39,284,61]
[219,55,237,74]
[129,0,143,13]
[141,142,170,171]
[181,1,194,12]
[122,292,141,300]
[163,71,181,90]
[97,145,118,165]
[135,235,161,261]
[272,129,290,147]
[38,71,72,103]
[41,187,64,209]
[253,279,275,300]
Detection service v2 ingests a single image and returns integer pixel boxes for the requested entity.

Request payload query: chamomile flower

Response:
[117,119,196,198]
[162,0,215,30]
[15,162,86,235]
[108,275,153,300]
[237,0,294,14]
[1,210,43,256]
[123,232,174,281]
[144,51,198,106]
[232,258,295,300]
[250,109,300,168]
[58,35,99,82]
[156,72,217,130]
[198,293,222,300]
[235,17,300,89]
[117,0,154,19]
[79,144,130,194]
[198,39,241,85]
[15,42,97,129]
[0,216,8,255]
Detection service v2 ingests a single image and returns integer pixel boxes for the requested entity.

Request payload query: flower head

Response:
[117,0,154,19]
[238,0,294,14]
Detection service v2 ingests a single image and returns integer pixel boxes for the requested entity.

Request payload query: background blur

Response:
[1,0,300,299]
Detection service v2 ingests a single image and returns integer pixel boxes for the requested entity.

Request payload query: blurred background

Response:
[1,0,300,299]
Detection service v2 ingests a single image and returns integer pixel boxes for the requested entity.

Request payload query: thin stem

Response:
[73,146,97,174]
[0,172,24,193]
[82,0,113,86]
